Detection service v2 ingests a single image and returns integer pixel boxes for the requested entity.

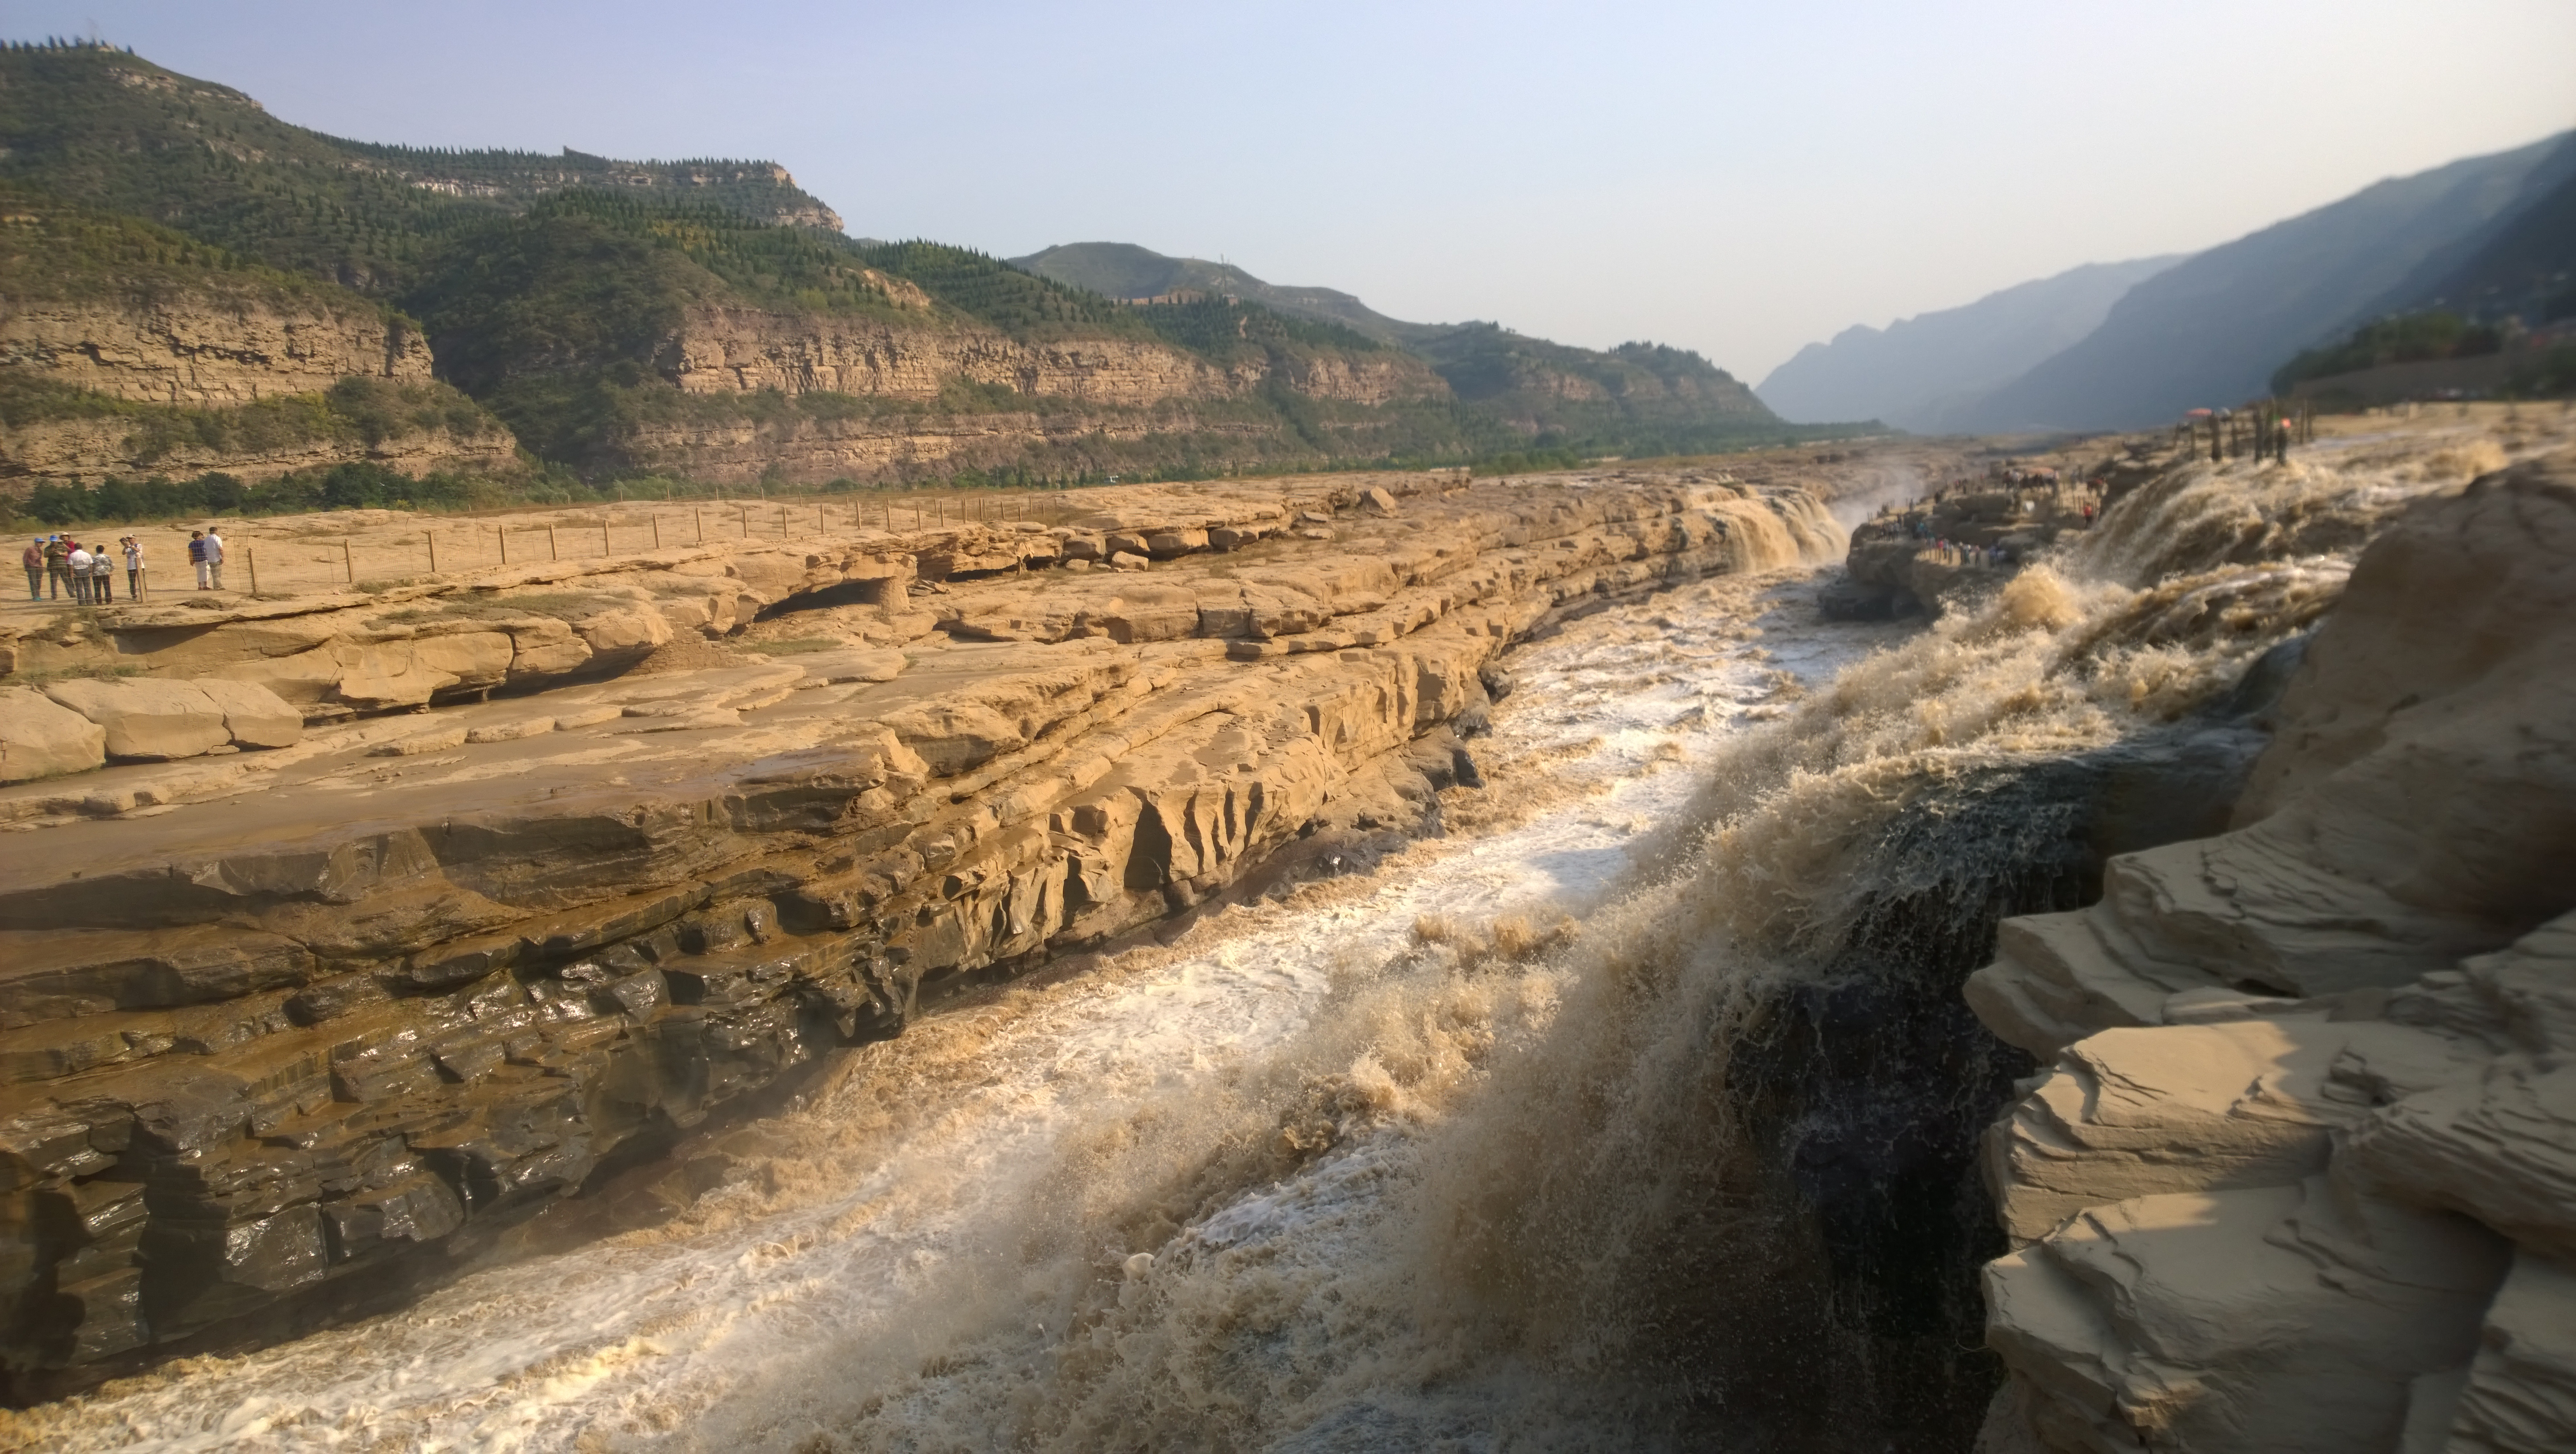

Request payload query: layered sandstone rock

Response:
[664,305,1446,407]
[0,468,1840,1383]
[0,408,518,487]
[0,299,432,407]
[1970,460,2576,1454]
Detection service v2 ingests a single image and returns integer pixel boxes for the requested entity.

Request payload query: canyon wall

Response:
[0,468,1838,1393]
[0,298,432,406]
[663,305,1447,407]
[1969,459,2576,1453]
[0,404,518,487]
[0,293,514,486]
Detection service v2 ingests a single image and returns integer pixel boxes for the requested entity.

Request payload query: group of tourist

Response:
[1930,537,2009,570]
[22,534,141,603]
[19,527,228,603]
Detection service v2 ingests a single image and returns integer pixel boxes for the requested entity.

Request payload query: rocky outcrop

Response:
[0,299,432,407]
[1969,460,2576,1453]
[663,305,1447,407]
[0,405,517,487]
[1,678,301,773]
[0,468,1841,1389]
[1831,485,2075,619]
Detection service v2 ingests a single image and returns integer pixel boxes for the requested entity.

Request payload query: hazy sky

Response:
[16,1,2574,379]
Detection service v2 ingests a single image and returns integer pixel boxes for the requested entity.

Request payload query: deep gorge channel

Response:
[6,525,2309,1452]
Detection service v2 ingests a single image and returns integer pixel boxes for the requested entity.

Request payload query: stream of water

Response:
[19,432,2474,1450]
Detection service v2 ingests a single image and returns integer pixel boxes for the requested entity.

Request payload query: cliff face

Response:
[0,406,517,486]
[1968,459,2576,1453]
[615,407,1175,486]
[395,160,844,232]
[665,307,1250,404]
[0,469,1838,1392]
[662,305,1447,408]
[0,298,431,406]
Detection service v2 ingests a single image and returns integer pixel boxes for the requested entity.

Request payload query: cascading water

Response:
[4,426,2510,1453]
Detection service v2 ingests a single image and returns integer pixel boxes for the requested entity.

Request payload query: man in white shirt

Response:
[203,527,227,591]
[66,543,94,604]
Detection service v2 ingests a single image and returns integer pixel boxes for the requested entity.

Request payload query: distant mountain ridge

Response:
[1949,131,2576,433]
[1016,241,1782,442]
[1015,242,1427,345]
[1755,256,2183,429]
[1763,130,2575,434]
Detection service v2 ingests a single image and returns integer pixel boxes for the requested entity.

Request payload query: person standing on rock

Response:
[189,530,210,590]
[203,527,226,591]
[2274,413,2293,464]
[42,536,70,600]
[21,538,41,600]
[86,539,115,603]
[122,536,146,599]
[65,540,94,604]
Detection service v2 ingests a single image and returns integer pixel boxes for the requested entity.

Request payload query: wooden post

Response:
[500,529,509,565]
[427,532,438,574]
[548,526,558,561]
[652,515,662,549]
[779,504,787,537]
[342,538,354,583]
[602,520,612,557]
[247,545,258,596]
[695,507,705,544]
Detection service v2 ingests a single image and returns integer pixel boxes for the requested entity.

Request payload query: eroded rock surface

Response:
[1970,459,2576,1453]
[0,467,1842,1387]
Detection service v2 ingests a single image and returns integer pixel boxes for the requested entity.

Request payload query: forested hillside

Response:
[0,40,1823,499]
[1018,241,1793,452]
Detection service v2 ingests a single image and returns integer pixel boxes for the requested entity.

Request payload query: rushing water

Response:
[11,431,2497,1452]
[11,558,1899,1452]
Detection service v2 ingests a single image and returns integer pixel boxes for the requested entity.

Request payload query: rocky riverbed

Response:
[2,411,2568,1454]
[0,461,1864,1392]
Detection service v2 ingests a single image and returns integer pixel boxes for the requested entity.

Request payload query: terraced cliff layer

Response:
[1969,459,2576,1453]
[0,467,1840,1389]
[665,305,1444,407]
[0,298,432,408]
[0,382,520,487]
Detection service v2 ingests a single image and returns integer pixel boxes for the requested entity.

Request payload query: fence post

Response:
[500,529,509,565]
[548,526,558,561]
[652,515,662,549]
[247,546,258,596]
[427,532,437,574]
[602,521,612,557]
[695,507,704,544]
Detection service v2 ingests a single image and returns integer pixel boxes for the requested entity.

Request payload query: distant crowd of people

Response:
[21,527,228,603]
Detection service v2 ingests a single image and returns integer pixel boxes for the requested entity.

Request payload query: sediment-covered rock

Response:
[1971,458,2576,1454]
[0,467,1842,1386]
